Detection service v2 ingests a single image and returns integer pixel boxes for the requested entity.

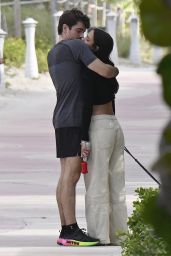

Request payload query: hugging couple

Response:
[47,8,127,247]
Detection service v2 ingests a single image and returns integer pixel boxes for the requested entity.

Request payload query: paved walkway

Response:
[0,65,169,256]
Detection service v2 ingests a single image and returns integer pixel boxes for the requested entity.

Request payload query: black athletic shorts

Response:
[55,127,81,158]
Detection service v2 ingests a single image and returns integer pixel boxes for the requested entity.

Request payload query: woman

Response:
[82,28,128,245]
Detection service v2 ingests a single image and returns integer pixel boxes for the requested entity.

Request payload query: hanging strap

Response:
[124,146,161,186]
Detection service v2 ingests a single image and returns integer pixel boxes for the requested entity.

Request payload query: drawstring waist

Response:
[90,115,118,131]
[91,114,116,121]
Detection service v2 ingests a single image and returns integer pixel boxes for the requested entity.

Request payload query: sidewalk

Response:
[0,247,122,256]
[0,65,169,256]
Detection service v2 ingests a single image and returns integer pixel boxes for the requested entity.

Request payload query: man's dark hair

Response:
[58,9,90,35]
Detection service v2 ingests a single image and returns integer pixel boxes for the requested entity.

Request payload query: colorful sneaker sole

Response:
[57,238,99,246]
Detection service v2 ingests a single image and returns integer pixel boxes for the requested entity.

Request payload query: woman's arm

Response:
[88,59,119,78]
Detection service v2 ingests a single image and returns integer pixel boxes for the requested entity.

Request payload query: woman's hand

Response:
[81,141,91,159]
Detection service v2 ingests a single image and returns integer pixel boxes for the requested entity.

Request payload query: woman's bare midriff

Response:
[92,101,113,115]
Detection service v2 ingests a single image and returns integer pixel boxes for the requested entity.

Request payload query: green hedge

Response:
[2,3,53,44]
[4,37,51,73]
[120,188,170,256]
[117,32,131,58]
[4,37,25,68]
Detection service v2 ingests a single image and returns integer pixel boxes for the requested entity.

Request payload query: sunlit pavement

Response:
[0,65,169,256]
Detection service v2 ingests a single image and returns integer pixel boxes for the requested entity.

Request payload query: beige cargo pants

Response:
[84,115,128,245]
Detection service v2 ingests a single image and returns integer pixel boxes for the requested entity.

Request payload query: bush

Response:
[21,3,53,45]
[2,3,53,45]
[36,38,51,73]
[117,32,131,58]
[120,188,170,256]
[140,36,153,63]
[4,37,25,68]
[4,37,51,73]
[36,48,49,73]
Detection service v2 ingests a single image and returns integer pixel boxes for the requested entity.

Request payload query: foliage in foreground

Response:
[139,0,171,250]
[120,188,170,256]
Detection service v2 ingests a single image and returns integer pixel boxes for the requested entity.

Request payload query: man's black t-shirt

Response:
[47,39,96,129]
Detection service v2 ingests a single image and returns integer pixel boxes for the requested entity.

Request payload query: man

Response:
[47,9,119,246]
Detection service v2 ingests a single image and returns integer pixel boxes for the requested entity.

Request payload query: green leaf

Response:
[157,54,171,107]
[152,121,171,174]
[143,195,171,250]
[120,188,170,255]
[162,121,171,144]
[152,152,171,175]
[140,0,171,46]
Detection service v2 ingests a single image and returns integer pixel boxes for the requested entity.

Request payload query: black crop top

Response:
[81,66,119,141]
